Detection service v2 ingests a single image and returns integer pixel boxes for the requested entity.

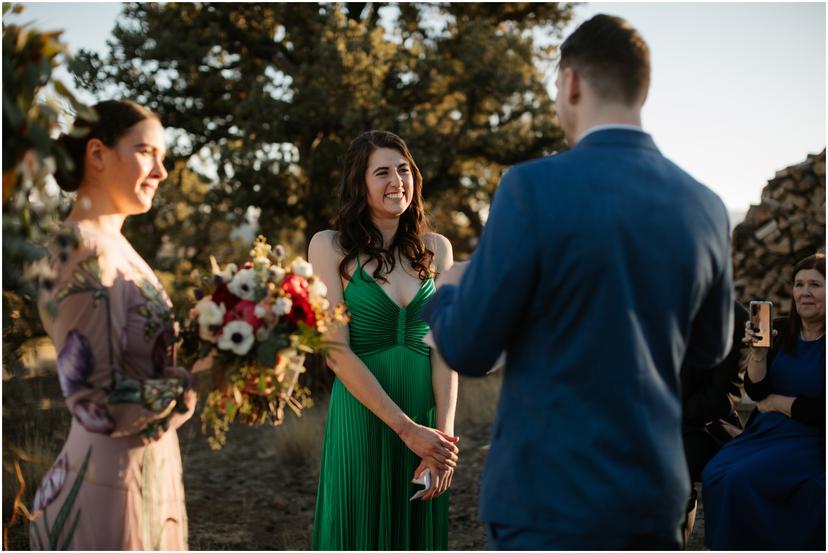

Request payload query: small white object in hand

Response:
[409,468,431,501]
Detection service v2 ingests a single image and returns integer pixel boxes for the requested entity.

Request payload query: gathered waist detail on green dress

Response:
[345,266,435,359]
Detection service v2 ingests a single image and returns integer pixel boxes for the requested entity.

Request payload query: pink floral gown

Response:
[30,223,195,550]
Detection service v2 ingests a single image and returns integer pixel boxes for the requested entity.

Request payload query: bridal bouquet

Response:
[181,236,348,449]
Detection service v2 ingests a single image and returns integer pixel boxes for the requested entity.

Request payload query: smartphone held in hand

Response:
[749,300,773,348]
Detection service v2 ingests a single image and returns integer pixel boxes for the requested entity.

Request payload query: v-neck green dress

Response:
[311,260,449,550]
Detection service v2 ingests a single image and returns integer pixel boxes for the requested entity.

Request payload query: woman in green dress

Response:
[308,131,460,550]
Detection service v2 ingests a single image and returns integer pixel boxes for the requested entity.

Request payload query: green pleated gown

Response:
[312,261,449,550]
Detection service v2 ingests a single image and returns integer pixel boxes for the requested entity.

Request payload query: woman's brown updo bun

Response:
[54,100,159,192]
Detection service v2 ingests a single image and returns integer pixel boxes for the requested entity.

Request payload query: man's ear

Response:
[85,138,106,173]
[565,67,581,106]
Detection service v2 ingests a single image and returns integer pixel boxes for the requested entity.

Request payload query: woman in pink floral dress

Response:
[31,100,197,550]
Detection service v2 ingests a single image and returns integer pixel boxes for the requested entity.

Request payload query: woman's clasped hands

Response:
[399,422,459,500]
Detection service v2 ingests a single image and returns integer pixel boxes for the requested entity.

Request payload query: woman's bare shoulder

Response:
[309,229,340,252]
[424,232,451,250]
[423,232,453,272]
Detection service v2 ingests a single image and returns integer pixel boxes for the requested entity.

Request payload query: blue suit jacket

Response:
[421,129,733,540]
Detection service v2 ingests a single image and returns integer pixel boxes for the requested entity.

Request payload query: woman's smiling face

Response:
[99,118,168,215]
[364,147,414,220]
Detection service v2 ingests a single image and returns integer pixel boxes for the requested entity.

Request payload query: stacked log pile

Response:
[732,149,826,316]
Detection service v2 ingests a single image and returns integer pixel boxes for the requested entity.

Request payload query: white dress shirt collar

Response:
[576,124,644,144]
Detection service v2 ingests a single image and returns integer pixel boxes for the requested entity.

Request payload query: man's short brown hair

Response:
[559,14,650,106]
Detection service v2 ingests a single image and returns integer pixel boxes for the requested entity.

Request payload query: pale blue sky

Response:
[7,2,826,218]
[564,3,825,217]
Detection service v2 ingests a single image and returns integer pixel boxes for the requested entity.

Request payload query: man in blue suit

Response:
[421,14,733,549]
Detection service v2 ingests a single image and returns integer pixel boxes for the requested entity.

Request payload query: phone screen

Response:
[750,301,773,348]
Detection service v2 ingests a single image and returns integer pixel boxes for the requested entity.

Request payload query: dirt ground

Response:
[179,408,491,550]
[2,371,496,551]
[181,416,706,550]
[4,368,709,550]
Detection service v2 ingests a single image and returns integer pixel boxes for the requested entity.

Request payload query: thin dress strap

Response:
[353,253,366,282]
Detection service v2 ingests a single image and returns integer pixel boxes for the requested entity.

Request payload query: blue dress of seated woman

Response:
[702,318,825,550]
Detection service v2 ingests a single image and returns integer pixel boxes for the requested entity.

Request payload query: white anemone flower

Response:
[217,320,255,355]
[196,298,226,327]
[273,297,293,317]
[291,258,313,278]
[228,268,258,301]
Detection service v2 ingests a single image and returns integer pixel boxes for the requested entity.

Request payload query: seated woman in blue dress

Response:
[702,253,825,550]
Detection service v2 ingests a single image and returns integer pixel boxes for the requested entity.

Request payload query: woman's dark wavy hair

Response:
[782,252,826,355]
[55,100,159,192]
[335,130,434,284]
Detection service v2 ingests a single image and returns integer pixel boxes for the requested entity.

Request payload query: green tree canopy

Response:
[72,2,574,261]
